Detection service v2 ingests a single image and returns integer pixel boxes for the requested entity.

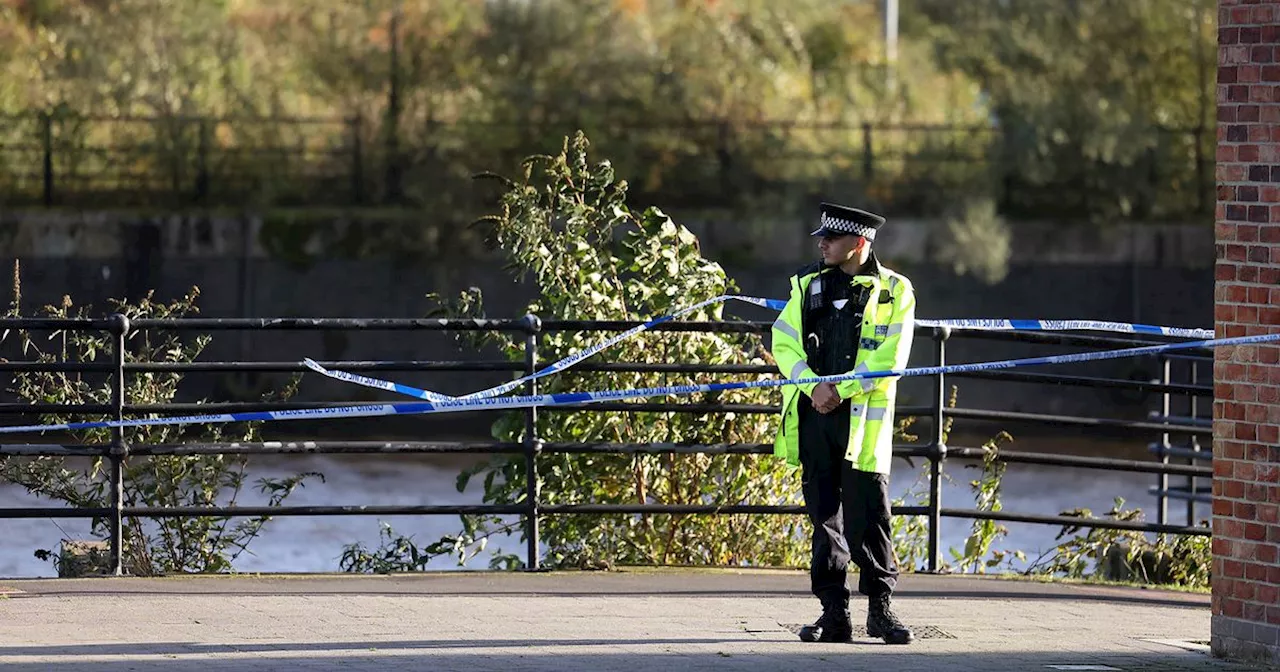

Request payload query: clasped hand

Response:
[810,382,842,414]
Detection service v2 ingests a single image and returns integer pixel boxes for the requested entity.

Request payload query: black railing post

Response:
[522,314,542,571]
[1193,125,1207,215]
[862,122,874,182]
[1187,359,1201,526]
[107,313,131,575]
[384,4,404,204]
[195,119,211,204]
[350,113,365,205]
[40,111,54,207]
[927,326,949,573]
[1144,145,1158,220]
[1156,355,1170,527]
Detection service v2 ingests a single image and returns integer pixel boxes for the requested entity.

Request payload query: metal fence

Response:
[0,112,1214,219]
[0,315,1212,576]
[1149,352,1213,525]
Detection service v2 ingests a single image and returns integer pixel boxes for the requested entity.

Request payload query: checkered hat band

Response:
[820,213,876,240]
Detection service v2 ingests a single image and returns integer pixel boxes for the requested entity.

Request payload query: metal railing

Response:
[0,112,1214,219]
[1149,351,1213,524]
[0,315,1213,575]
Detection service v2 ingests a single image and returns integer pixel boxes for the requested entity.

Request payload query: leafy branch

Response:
[0,261,321,575]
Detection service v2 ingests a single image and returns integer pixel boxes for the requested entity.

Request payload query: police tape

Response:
[706,296,1217,340]
[755,299,1213,338]
[303,294,1216,402]
[332,294,768,403]
[913,318,1214,339]
[1,330,1270,436]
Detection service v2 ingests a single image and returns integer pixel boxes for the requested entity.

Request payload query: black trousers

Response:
[798,400,899,606]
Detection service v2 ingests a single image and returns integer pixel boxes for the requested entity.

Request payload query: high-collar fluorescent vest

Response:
[769,262,916,474]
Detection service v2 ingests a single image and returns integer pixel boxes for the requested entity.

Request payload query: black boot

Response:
[866,593,913,644]
[798,601,853,643]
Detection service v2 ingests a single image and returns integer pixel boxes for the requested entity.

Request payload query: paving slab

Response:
[0,570,1266,671]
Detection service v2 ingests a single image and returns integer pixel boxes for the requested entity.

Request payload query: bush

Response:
[0,263,320,575]
[1023,498,1211,590]
[346,132,811,570]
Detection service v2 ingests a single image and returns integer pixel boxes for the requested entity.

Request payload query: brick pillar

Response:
[1213,1,1280,665]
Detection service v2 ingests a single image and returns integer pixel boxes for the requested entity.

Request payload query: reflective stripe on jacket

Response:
[769,261,916,474]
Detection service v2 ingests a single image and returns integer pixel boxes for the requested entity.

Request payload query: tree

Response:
[3,0,296,205]
[904,0,1216,222]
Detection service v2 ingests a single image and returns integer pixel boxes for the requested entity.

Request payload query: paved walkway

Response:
[0,569,1267,671]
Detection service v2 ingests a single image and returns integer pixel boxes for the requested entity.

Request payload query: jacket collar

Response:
[793,251,887,286]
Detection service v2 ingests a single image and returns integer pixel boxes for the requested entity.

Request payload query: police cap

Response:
[809,202,885,241]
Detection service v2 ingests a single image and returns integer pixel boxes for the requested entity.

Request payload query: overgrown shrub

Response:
[346,132,810,571]
[1023,498,1211,590]
[0,263,320,575]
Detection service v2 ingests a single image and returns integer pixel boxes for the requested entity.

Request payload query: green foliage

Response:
[891,387,1022,574]
[340,134,1034,576]
[949,431,1023,574]
[906,0,1217,221]
[885,384,1205,588]
[1023,497,1211,590]
[0,264,320,575]
[2,0,1215,223]
[450,131,809,570]
[339,519,523,573]
[10,0,276,117]
[931,198,1011,285]
[892,449,1208,588]
[0,0,990,217]
[887,472,932,573]
[342,132,836,570]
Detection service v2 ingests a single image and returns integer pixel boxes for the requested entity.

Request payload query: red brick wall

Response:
[1213,0,1280,665]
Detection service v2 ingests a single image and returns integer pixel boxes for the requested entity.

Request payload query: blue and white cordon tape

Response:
[0,327,1272,436]
[303,294,767,403]
[304,294,1217,404]
[913,318,1213,340]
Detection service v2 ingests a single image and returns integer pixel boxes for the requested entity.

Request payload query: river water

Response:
[0,452,1202,578]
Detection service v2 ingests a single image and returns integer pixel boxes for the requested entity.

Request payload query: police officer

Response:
[769,202,916,645]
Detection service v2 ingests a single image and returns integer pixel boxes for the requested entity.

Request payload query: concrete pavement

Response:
[0,569,1268,671]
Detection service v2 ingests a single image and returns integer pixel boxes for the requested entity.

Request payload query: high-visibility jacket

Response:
[769,257,916,474]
